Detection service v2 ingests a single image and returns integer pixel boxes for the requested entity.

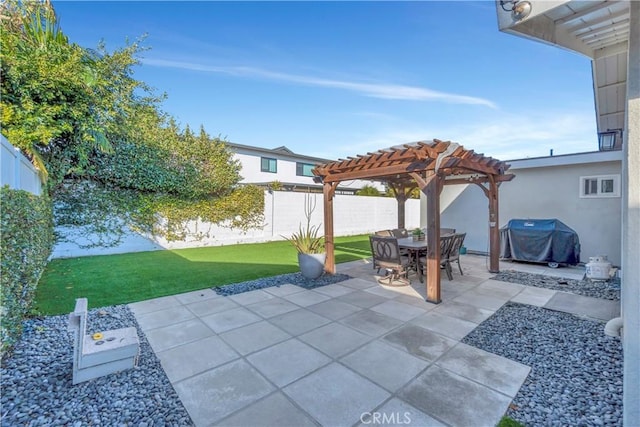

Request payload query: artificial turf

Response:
[35,234,372,315]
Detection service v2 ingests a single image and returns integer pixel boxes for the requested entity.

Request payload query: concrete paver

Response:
[200,307,262,333]
[267,308,332,335]
[383,324,457,362]
[411,312,479,341]
[339,309,403,337]
[431,301,494,324]
[245,297,299,318]
[399,365,513,427]
[306,299,363,320]
[247,338,331,387]
[219,321,291,356]
[337,290,388,308]
[217,392,317,427]
[136,305,195,331]
[129,254,614,427]
[283,363,390,427]
[358,398,446,427]
[510,286,557,306]
[283,290,331,307]
[173,359,275,426]
[157,335,239,382]
[544,291,621,321]
[370,299,428,321]
[340,340,429,392]
[436,343,531,397]
[299,322,372,358]
[144,318,214,352]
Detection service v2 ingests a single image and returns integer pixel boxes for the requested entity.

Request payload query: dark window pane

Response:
[601,179,614,193]
[261,157,277,173]
[296,162,315,177]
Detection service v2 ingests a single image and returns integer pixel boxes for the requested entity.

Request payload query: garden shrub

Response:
[0,186,54,357]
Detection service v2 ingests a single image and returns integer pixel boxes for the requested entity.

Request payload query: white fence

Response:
[51,191,421,258]
[1,135,41,195]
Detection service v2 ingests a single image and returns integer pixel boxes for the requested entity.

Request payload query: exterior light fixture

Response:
[500,0,532,21]
[598,129,622,151]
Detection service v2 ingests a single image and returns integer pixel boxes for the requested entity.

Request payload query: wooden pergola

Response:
[312,139,514,303]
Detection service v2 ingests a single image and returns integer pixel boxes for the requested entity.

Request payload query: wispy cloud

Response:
[142,58,496,108]
[311,111,597,161]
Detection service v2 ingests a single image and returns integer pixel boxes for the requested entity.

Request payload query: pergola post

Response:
[323,182,337,274]
[488,176,500,273]
[389,182,408,229]
[412,171,441,304]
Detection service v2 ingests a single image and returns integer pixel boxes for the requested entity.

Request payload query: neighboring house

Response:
[226,142,384,195]
[437,149,622,265]
[495,1,638,424]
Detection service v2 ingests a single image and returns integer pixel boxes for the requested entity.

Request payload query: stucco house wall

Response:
[435,151,623,266]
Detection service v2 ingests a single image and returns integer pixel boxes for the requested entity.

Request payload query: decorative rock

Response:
[493,270,620,300]
[214,271,351,296]
[463,302,623,426]
[0,305,193,426]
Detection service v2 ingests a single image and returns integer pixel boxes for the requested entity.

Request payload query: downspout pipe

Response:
[605,317,624,338]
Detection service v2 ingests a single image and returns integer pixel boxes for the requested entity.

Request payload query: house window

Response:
[261,157,277,173]
[580,175,620,198]
[296,162,315,177]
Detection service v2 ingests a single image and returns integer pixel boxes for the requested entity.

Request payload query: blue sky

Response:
[54,1,598,161]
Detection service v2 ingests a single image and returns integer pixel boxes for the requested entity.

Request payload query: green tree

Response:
[356,184,381,197]
[1,0,263,246]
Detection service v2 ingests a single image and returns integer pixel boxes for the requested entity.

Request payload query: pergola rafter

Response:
[313,139,514,304]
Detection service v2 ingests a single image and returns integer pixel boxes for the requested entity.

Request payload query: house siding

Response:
[434,152,623,266]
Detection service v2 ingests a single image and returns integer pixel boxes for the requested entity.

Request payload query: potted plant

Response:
[283,195,326,279]
[412,228,425,242]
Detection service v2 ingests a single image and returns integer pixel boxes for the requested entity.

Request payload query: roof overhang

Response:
[496,0,630,59]
[496,1,631,137]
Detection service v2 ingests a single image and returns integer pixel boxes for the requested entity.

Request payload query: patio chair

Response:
[391,228,409,238]
[420,234,456,280]
[440,228,456,236]
[375,230,393,236]
[369,235,411,286]
[446,232,466,277]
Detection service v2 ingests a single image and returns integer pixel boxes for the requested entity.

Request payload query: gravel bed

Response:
[493,270,621,300]
[463,302,623,426]
[0,305,193,426]
[214,272,351,296]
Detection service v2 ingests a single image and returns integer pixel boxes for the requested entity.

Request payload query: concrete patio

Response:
[129,254,615,427]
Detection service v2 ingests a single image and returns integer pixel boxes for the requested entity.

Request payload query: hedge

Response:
[1,186,54,357]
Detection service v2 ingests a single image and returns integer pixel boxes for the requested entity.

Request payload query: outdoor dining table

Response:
[397,237,428,281]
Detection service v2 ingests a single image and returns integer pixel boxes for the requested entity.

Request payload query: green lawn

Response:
[35,234,372,315]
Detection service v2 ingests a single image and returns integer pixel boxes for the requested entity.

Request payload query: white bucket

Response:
[586,255,612,280]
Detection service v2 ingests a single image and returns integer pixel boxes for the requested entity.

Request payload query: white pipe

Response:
[605,317,624,338]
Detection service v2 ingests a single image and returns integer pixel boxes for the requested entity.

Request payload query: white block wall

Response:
[1,134,41,195]
[51,192,421,258]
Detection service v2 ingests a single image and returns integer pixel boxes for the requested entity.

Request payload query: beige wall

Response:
[436,154,623,266]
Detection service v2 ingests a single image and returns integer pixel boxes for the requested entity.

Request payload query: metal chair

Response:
[369,235,411,286]
[391,228,409,238]
[446,232,466,277]
[440,228,456,236]
[375,230,393,236]
[417,234,456,280]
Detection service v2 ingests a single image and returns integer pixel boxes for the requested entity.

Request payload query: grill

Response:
[500,219,580,267]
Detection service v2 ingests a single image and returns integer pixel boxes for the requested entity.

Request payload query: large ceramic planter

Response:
[298,253,326,279]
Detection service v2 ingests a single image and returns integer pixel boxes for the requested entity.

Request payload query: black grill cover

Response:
[500,219,580,265]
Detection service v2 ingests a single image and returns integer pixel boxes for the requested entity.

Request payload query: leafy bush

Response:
[0,186,54,357]
[356,184,381,197]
